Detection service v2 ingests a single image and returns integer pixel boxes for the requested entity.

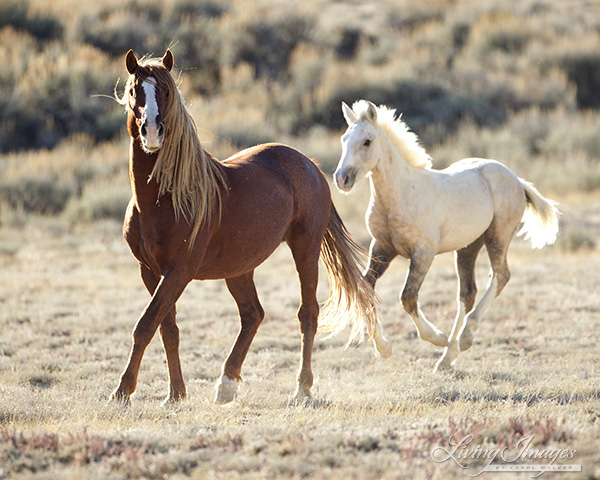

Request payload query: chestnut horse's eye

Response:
[129,87,136,98]
[165,89,170,97]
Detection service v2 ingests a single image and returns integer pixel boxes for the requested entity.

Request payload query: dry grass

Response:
[1,191,600,479]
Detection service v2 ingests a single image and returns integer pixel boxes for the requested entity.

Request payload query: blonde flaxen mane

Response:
[118,57,227,248]
[352,100,432,169]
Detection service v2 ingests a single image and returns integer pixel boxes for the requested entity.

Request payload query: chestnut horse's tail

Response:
[318,204,379,346]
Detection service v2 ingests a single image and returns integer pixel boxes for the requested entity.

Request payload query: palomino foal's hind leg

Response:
[434,238,484,372]
[215,272,265,404]
[458,229,514,351]
[401,248,448,347]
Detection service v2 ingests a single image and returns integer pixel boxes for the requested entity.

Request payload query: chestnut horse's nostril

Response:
[158,122,164,137]
[141,121,147,137]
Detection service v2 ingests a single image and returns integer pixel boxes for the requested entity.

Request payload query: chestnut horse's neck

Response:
[129,140,165,213]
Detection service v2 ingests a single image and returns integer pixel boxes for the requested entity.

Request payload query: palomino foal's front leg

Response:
[109,270,191,404]
[401,248,448,348]
[364,240,394,358]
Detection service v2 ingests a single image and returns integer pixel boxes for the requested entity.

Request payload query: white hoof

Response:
[372,334,392,359]
[433,346,458,373]
[214,375,238,404]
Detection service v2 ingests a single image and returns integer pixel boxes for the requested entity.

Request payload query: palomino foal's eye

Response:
[363,139,372,147]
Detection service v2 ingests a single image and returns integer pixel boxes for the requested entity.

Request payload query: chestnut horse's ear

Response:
[126,49,139,75]
[162,50,174,71]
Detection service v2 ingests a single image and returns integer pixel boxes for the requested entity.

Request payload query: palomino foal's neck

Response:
[369,132,425,207]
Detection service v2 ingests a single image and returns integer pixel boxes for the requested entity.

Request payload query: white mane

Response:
[352,100,433,169]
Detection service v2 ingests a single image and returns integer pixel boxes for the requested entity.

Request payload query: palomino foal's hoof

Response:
[372,334,393,359]
[433,350,456,374]
[420,330,449,348]
[458,327,474,351]
[214,376,238,404]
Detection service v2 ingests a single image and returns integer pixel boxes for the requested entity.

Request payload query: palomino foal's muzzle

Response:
[334,166,357,192]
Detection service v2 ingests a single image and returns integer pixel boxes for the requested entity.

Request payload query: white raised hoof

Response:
[372,332,393,359]
[214,375,238,404]
[418,325,449,348]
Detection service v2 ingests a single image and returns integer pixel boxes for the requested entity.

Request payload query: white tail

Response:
[517,179,560,249]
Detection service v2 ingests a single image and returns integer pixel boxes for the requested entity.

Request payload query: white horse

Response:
[334,100,560,372]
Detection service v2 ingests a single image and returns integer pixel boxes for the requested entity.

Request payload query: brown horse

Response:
[109,50,391,405]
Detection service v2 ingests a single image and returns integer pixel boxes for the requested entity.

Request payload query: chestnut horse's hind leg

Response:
[286,228,322,401]
[215,272,265,404]
[434,237,484,373]
[109,267,191,404]
[139,265,186,403]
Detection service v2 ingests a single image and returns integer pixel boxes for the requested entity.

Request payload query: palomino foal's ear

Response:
[126,49,139,75]
[162,50,174,71]
[366,101,378,124]
[342,102,359,125]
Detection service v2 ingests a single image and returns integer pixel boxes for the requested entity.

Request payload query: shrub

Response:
[0,44,122,152]
[0,176,74,214]
[0,0,63,41]
[221,12,310,80]
[63,181,131,223]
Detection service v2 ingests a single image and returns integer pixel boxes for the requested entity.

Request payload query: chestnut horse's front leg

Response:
[109,266,192,404]
[139,264,187,403]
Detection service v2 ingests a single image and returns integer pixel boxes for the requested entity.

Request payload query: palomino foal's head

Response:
[334,100,382,192]
[124,49,174,153]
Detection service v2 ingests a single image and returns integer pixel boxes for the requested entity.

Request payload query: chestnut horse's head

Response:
[123,49,175,154]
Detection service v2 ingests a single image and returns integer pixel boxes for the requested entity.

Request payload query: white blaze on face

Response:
[140,78,161,151]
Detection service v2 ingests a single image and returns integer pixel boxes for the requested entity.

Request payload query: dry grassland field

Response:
[1,0,600,478]
[1,194,599,479]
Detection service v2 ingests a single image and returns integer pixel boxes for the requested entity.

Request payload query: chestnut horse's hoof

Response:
[214,376,238,404]
[107,389,131,406]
